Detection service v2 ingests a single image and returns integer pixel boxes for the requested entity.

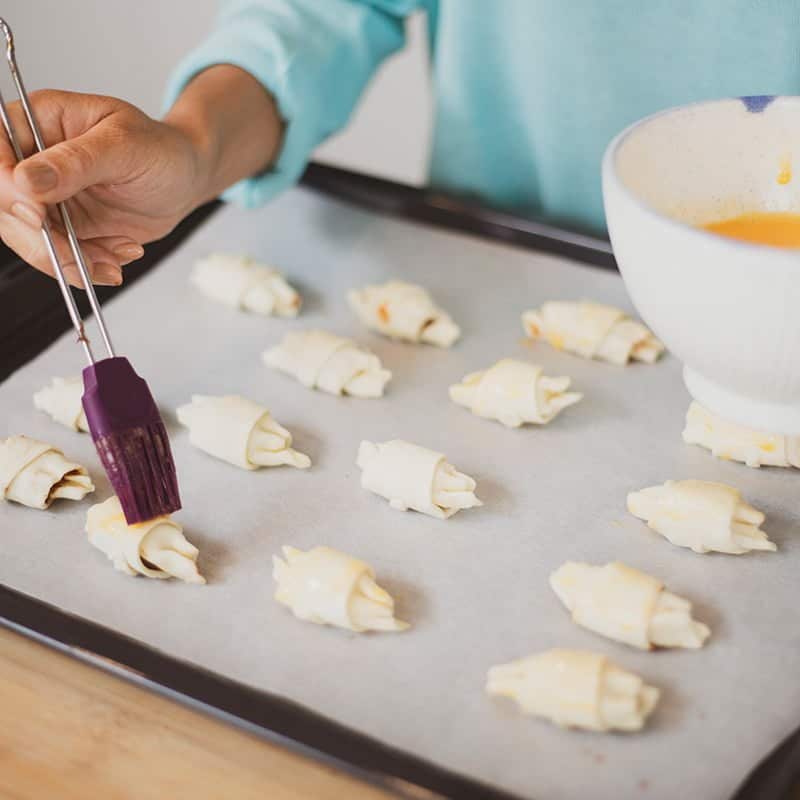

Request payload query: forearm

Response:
[164,64,284,208]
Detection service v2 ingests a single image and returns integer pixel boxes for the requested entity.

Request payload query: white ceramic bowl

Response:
[603,96,800,433]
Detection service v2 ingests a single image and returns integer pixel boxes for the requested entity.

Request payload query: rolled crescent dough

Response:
[347,280,460,347]
[191,252,301,317]
[357,439,481,519]
[33,376,88,432]
[263,329,391,397]
[550,561,710,649]
[487,649,659,732]
[683,401,800,468]
[0,435,94,509]
[449,358,582,427]
[273,545,408,632]
[176,394,310,470]
[86,495,205,583]
[627,479,774,554]
[522,301,664,365]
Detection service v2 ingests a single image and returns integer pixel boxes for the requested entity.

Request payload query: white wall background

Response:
[3,0,431,185]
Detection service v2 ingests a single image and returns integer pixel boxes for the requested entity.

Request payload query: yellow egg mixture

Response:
[704,212,800,247]
[702,158,800,247]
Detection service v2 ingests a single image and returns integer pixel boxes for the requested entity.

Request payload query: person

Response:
[0,0,796,287]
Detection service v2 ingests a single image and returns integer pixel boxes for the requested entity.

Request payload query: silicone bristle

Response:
[94,422,180,524]
[82,357,182,524]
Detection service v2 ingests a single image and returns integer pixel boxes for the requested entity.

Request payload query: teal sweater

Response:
[165,0,800,235]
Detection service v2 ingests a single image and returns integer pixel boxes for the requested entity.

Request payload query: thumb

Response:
[12,121,130,203]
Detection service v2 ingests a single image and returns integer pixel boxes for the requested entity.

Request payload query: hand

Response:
[0,66,283,287]
[0,89,206,286]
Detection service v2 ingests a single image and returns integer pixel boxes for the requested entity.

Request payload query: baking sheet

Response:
[2,187,799,800]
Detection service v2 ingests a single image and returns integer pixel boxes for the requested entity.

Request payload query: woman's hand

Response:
[0,66,283,286]
[0,90,207,286]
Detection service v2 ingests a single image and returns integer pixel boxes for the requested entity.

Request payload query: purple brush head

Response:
[82,357,181,524]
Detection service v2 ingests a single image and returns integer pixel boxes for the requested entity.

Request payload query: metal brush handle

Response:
[0,18,114,365]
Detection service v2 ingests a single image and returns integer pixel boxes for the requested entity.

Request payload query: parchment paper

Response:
[1,187,799,800]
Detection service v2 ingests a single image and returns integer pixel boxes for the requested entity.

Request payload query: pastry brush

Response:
[0,19,180,523]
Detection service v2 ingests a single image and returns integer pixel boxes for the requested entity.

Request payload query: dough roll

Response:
[0,435,93,509]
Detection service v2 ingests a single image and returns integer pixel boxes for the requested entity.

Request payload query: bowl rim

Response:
[602,95,800,257]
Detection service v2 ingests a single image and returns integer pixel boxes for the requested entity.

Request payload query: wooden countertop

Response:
[0,626,394,800]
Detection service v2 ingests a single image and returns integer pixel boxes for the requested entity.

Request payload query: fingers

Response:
[0,90,150,284]
[0,212,124,286]
[0,89,133,219]
[0,92,52,225]
[13,114,136,206]
[0,95,37,166]
[88,235,145,264]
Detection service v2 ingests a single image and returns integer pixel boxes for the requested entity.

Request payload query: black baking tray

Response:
[0,163,793,800]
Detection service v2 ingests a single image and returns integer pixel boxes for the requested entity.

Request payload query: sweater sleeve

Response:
[163,0,425,207]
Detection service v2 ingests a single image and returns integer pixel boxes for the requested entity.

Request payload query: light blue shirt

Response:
[165,0,800,235]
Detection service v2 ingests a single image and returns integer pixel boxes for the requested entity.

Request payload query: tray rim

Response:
[1,163,792,800]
